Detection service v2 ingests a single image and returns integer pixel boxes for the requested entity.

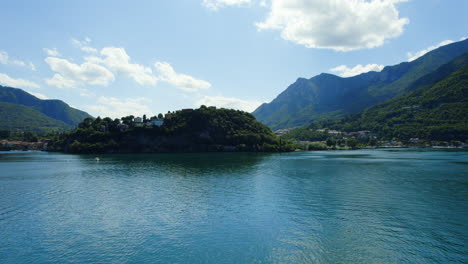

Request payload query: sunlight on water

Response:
[0,149,467,263]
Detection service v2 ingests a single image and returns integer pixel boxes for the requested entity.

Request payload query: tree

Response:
[347,138,358,149]
[23,131,38,142]
[0,129,10,139]
[158,113,163,119]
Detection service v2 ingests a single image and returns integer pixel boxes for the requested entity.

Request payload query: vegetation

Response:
[253,39,468,130]
[0,102,71,134]
[280,127,329,141]
[48,106,295,154]
[307,54,468,142]
[0,86,92,134]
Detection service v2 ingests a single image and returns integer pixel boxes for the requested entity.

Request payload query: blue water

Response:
[0,149,467,263]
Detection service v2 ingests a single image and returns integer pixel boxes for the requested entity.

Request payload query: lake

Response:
[0,149,467,263]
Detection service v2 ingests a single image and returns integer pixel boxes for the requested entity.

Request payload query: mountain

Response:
[0,86,92,134]
[311,53,468,141]
[253,39,468,130]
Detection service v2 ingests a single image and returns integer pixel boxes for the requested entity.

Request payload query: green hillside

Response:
[0,86,92,134]
[49,106,294,153]
[0,86,91,126]
[253,39,468,130]
[310,53,468,141]
[0,102,71,133]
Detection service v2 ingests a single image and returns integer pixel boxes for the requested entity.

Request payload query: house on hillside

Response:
[134,117,144,127]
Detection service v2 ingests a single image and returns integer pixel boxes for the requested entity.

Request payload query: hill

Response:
[309,53,468,141]
[48,106,294,153]
[0,86,92,134]
[253,39,468,130]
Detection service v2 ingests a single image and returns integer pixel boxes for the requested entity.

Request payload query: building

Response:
[151,119,164,127]
[165,113,173,120]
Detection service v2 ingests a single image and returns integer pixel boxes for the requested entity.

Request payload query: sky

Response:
[0,0,467,118]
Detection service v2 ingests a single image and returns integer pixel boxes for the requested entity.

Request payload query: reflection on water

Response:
[0,149,467,264]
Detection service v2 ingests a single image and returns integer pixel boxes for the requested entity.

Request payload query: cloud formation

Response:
[406,37,467,62]
[154,62,211,92]
[256,0,409,51]
[202,0,252,10]
[0,73,40,89]
[43,48,61,57]
[86,47,158,86]
[196,95,262,112]
[87,96,153,118]
[45,43,211,92]
[45,57,115,88]
[72,37,98,53]
[0,50,33,70]
[330,63,384,77]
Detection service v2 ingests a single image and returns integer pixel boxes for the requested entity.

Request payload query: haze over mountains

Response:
[253,39,468,130]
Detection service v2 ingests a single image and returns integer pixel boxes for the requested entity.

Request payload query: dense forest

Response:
[48,106,295,154]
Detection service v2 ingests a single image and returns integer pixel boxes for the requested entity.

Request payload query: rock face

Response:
[253,39,468,130]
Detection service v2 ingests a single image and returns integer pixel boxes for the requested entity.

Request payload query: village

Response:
[274,128,468,149]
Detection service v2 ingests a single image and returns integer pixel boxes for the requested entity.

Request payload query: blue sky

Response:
[0,0,467,118]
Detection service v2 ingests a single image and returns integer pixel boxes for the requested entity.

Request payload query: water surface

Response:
[0,149,467,263]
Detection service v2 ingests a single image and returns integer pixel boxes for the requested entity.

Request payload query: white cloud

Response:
[29,62,36,71]
[256,0,409,51]
[260,0,267,7]
[81,46,98,53]
[45,57,115,88]
[11,60,25,66]
[72,37,98,53]
[71,37,91,47]
[45,44,209,92]
[154,62,211,92]
[86,47,157,86]
[43,48,61,57]
[28,91,48,100]
[330,63,384,77]
[0,50,30,69]
[87,96,153,118]
[406,37,467,62]
[196,95,262,112]
[46,73,77,89]
[0,73,40,89]
[203,0,252,10]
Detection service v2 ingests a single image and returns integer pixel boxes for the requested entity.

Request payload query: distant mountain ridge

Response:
[253,39,468,130]
[0,86,92,134]
[310,53,468,141]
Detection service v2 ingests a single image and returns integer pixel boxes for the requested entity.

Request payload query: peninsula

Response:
[47,106,294,154]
